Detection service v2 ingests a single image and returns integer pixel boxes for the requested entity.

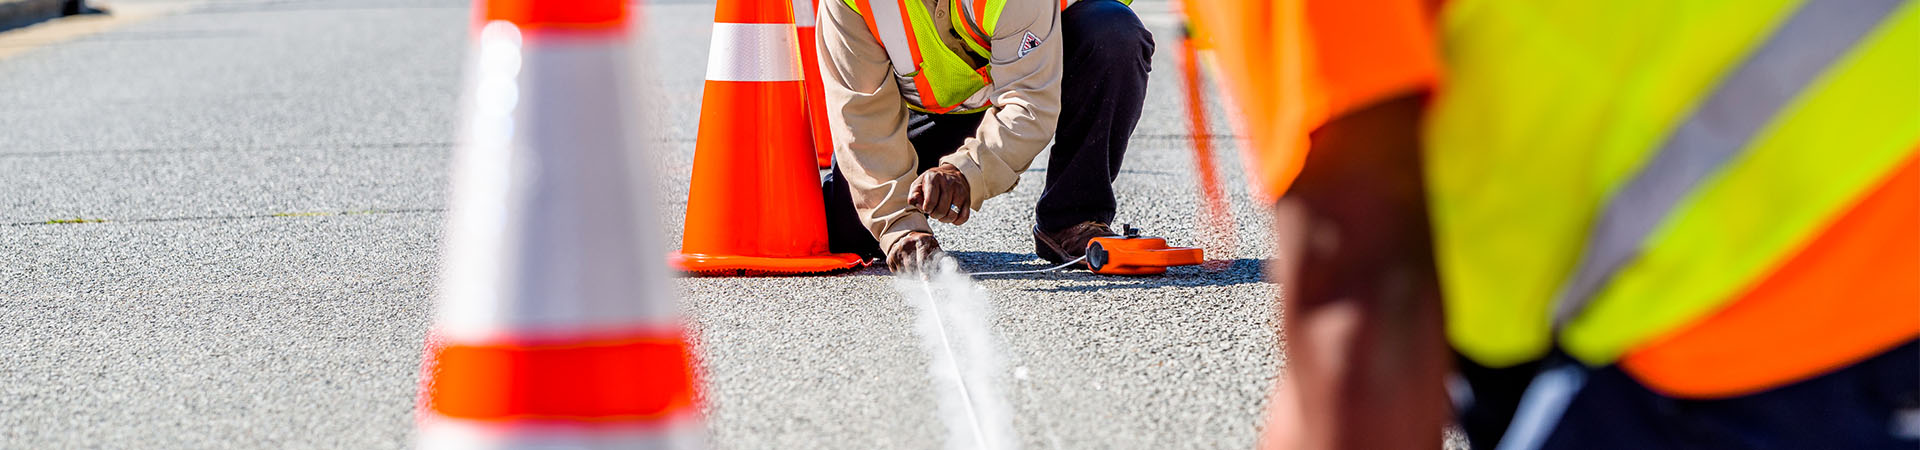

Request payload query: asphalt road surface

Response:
[0,0,1316,448]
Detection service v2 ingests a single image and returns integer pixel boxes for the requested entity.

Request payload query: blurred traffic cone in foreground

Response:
[794,0,834,169]
[1174,5,1236,271]
[417,1,701,448]
[671,0,864,276]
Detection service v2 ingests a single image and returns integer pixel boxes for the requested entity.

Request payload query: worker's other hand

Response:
[887,231,944,276]
[909,163,971,225]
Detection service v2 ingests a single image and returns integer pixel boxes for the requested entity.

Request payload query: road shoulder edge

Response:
[0,1,197,61]
[0,0,73,32]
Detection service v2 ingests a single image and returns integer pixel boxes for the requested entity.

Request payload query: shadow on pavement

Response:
[952,251,1268,291]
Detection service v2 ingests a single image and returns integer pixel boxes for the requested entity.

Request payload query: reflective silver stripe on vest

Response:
[956,0,989,43]
[1549,0,1909,328]
[866,0,917,76]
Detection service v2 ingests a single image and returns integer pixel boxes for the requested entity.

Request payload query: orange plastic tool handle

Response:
[1088,237,1206,275]
[1112,247,1204,268]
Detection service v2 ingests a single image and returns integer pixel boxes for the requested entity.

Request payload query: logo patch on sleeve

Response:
[1018,31,1043,58]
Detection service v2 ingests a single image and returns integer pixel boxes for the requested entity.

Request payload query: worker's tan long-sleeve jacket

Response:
[817,0,1063,253]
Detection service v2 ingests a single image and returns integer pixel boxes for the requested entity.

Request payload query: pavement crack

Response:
[6,208,443,227]
[185,1,464,15]
[0,142,452,158]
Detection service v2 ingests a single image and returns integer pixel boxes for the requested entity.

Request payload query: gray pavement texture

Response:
[0,0,1456,448]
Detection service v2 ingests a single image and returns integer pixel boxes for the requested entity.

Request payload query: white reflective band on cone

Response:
[706,23,804,82]
[792,0,816,27]
[428,15,704,450]
[418,413,705,450]
[441,22,679,343]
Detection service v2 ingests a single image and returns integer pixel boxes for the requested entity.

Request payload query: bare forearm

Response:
[1264,94,1451,450]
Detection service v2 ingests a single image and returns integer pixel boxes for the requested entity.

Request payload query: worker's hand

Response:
[887,231,945,276]
[908,163,972,225]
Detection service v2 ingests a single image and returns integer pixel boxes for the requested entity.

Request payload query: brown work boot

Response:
[1033,221,1119,264]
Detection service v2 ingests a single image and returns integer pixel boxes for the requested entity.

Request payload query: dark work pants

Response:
[1456,340,1920,449]
[821,0,1154,259]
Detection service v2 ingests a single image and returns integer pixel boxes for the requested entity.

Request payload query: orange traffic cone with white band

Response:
[671,0,865,276]
[1174,2,1236,271]
[417,1,702,448]
[794,0,834,168]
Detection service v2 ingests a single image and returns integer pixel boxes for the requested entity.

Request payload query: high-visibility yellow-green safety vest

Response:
[841,0,1127,114]
[1426,0,1920,369]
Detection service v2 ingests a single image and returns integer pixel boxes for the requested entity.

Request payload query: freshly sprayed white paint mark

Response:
[896,257,1019,450]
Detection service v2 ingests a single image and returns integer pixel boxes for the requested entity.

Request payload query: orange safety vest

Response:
[1186,0,1920,398]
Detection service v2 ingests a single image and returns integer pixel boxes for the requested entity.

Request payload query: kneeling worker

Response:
[816,0,1154,274]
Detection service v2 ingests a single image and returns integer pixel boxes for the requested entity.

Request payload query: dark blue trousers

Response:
[1458,340,1920,449]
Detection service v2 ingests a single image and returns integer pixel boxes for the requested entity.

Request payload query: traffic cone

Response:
[794,0,834,169]
[671,0,865,276]
[417,1,702,448]
[1174,7,1236,271]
